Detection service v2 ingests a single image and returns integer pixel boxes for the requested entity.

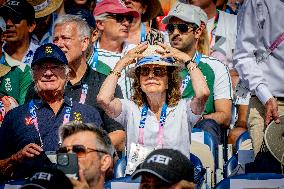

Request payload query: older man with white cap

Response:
[161,1,233,144]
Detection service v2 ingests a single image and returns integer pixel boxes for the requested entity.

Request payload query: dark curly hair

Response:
[131,66,181,107]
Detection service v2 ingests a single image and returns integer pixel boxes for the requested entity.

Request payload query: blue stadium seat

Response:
[113,155,127,178]
[191,154,206,189]
[214,173,284,189]
[235,131,250,151]
[224,155,238,178]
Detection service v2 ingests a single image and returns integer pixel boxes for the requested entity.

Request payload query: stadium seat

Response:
[214,173,284,189]
[235,131,250,151]
[224,155,238,178]
[113,155,127,178]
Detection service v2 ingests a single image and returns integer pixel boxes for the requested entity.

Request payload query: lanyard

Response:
[140,23,147,42]
[23,50,34,65]
[138,103,168,147]
[0,53,5,64]
[79,84,88,104]
[181,52,202,92]
[89,42,99,69]
[0,101,4,122]
[28,99,72,147]
[209,10,220,48]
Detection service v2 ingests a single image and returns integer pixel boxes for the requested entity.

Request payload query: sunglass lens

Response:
[140,67,150,76]
[166,24,175,33]
[126,15,134,24]
[115,14,124,23]
[178,24,189,33]
[57,147,68,153]
[72,145,87,157]
[154,67,167,77]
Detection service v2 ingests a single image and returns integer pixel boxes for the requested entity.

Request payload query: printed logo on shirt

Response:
[4,78,12,92]
[25,117,33,126]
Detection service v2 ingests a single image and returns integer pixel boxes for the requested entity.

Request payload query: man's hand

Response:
[265,97,280,126]
[12,143,43,162]
[70,170,89,189]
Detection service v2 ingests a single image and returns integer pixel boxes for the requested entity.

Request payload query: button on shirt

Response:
[233,0,284,104]
[0,96,102,160]
[65,66,124,132]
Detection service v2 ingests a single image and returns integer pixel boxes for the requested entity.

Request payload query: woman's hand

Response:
[114,42,148,71]
[156,42,192,65]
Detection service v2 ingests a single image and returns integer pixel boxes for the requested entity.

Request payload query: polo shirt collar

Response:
[32,96,73,109]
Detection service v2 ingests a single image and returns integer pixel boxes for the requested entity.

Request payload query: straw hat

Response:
[27,0,63,18]
[141,0,163,22]
[0,64,11,77]
[264,115,284,165]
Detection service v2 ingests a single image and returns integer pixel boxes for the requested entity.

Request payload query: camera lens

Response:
[57,153,69,166]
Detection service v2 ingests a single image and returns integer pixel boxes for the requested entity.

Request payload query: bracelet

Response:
[187,64,198,72]
[110,70,121,78]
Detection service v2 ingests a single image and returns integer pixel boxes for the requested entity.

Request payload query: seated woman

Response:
[97,44,209,173]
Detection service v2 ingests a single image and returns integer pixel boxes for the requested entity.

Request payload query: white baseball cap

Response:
[162,1,201,27]
[0,16,5,32]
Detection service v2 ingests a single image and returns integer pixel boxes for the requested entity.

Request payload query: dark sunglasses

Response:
[57,144,108,158]
[2,14,24,24]
[136,66,168,77]
[166,23,195,34]
[108,14,134,24]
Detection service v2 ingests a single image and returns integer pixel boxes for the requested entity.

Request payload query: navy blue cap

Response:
[68,8,96,28]
[31,43,68,67]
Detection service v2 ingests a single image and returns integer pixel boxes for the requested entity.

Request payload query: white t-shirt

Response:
[114,99,201,157]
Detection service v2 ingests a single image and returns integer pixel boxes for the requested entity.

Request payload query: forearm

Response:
[0,153,21,177]
[203,111,231,127]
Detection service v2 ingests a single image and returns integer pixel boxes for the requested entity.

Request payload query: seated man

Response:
[132,148,195,189]
[59,122,114,189]
[0,43,102,180]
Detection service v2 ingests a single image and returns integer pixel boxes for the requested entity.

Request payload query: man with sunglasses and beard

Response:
[91,0,139,100]
[0,0,39,66]
[162,2,233,144]
[0,43,102,180]
[59,122,114,189]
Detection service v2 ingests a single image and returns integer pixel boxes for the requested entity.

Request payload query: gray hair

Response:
[59,122,115,158]
[54,14,91,39]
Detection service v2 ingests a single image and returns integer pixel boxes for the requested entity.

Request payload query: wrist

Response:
[109,70,121,78]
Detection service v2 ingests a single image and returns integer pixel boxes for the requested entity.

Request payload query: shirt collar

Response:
[32,96,73,109]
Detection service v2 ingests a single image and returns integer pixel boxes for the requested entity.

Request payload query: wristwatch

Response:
[184,59,195,68]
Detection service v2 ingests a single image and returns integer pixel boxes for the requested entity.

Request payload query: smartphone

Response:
[56,152,79,179]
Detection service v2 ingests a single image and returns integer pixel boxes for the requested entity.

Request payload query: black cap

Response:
[31,43,68,67]
[0,0,35,24]
[131,148,194,183]
[20,168,73,189]
[68,8,96,28]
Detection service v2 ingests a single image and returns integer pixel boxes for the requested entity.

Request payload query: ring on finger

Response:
[165,50,170,53]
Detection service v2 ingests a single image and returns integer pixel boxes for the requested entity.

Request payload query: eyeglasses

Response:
[107,14,134,24]
[166,23,195,34]
[57,144,108,158]
[2,14,24,24]
[136,66,168,77]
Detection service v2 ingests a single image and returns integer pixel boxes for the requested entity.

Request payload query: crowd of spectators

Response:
[0,0,283,188]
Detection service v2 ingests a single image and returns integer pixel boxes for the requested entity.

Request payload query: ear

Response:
[100,154,112,172]
[142,4,147,14]
[194,27,202,41]
[96,20,105,31]
[91,29,99,43]
[81,37,90,52]
[28,21,36,33]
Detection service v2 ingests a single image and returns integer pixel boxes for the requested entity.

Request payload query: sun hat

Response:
[0,16,6,32]
[93,0,139,18]
[132,148,194,183]
[31,43,68,67]
[191,5,208,24]
[162,1,201,27]
[264,115,284,165]
[0,0,35,23]
[26,0,63,18]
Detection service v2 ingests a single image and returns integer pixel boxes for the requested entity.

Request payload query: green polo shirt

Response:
[0,52,32,105]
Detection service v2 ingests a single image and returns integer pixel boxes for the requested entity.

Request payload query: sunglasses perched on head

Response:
[107,14,134,24]
[136,66,168,77]
[166,23,195,34]
[2,14,24,24]
[57,144,108,158]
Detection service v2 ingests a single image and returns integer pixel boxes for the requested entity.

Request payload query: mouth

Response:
[3,30,16,37]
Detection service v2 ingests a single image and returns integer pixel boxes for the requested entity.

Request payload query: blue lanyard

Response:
[0,100,4,122]
[0,53,5,64]
[140,23,147,42]
[28,99,72,147]
[89,42,99,69]
[181,52,202,92]
[138,103,168,146]
[79,84,88,104]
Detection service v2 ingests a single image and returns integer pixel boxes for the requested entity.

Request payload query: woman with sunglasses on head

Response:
[122,0,165,45]
[97,43,209,174]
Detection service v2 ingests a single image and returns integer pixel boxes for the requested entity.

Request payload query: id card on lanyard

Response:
[28,99,72,147]
[89,42,99,69]
[140,23,147,42]
[79,84,88,104]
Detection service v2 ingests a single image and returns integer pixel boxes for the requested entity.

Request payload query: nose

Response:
[54,38,64,48]
[5,19,14,26]
[43,68,54,76]
[148,70,155,78]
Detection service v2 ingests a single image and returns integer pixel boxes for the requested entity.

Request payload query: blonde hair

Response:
[197,28,210,56]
